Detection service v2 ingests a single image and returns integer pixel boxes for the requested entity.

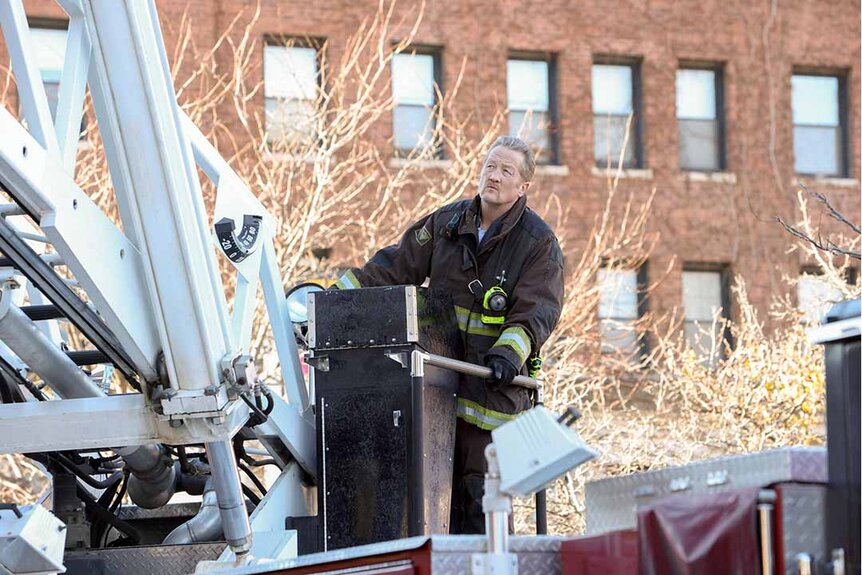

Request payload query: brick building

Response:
[8,0,862,358]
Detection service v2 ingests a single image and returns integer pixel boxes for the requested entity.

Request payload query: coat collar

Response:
[459,195,527,244]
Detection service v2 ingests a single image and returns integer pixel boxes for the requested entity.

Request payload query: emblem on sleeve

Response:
[415,226,432,246]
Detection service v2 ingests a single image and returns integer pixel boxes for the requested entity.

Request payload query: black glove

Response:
[485,355,517,389]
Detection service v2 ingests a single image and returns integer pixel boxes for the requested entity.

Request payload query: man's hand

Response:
[485,355,517,389]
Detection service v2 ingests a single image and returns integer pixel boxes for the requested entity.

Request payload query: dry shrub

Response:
[516,186,860,534]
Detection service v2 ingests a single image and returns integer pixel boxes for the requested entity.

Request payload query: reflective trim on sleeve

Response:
[456,397,518,431]
[454,305,502,337]
[334,270,361,290]
[491,326,531,364]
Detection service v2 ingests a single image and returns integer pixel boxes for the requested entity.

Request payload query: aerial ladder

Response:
[0,0,316,565]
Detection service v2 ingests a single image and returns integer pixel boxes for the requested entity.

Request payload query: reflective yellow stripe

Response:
[456,397,518,431]
[454,305,502,337]
[335,270,361,290]
[492,326,531,364]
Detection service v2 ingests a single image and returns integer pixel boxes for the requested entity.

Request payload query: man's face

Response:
[478,146,530,209]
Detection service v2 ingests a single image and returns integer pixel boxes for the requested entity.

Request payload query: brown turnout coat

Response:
[335,195,564,429]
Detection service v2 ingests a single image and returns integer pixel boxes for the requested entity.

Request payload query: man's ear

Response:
[519,181,532,196]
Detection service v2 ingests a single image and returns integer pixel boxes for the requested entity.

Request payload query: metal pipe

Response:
[418,351,541,391]
[758,490,776,575]
[0,294,102,398]
[205,440,252,556]
[115,445,176,509]
[483,445,510,555]
[795,553,812,575]
[535,489,547,535]
[163,480,222,544]
[487,509,509,554]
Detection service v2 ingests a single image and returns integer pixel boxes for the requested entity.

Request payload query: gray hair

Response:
[485,136,536,181]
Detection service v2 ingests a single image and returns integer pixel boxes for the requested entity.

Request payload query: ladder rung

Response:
[20,305,65,321]
[0,216,139,383]
[0,205,25,217]
[16,232,49,244]
[66,350,111,366]
[0,253,63,268]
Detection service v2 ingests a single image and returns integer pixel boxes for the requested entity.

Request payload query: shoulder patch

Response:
[415,225,432,246]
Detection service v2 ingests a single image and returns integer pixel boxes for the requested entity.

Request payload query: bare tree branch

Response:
[797,182,861,235]
[775,215,861,260]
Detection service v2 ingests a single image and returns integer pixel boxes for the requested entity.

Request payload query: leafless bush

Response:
[515,186,856,533]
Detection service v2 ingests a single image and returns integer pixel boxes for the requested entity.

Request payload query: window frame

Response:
[676,61,726,172]
[507,50,560,165]
[262,35,326,146]
[791,68,850,178]
[592,55,644,169]
[391,45,444,159]
[597,261,650,358]
[682,262,733,357]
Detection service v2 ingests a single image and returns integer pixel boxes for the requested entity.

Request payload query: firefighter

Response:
[333,135,565,533]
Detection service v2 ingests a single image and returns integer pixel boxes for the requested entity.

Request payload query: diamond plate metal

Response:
[64,542,225,575]
[777,483,827,575]
[585,447,827,534]
[116,502,201,520]
[430,535,563,575]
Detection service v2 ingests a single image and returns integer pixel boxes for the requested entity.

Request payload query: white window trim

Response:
[387,157,452,170]
[795,175,859,189]
[681,171,737,184]
[534,164,570,177]
[591,165,653,179]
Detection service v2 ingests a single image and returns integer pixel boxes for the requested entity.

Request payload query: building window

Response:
[792,73,847,177]
[27,25,66,120]
[507,56,557,164]
[592,61,641,168]
[598,265,647,355]
[676,66,724,171]
[22,24,88,138]
[682,267,729,364]
[797,268,848,324]
[391,50,440,157]
[264,43,320,144]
